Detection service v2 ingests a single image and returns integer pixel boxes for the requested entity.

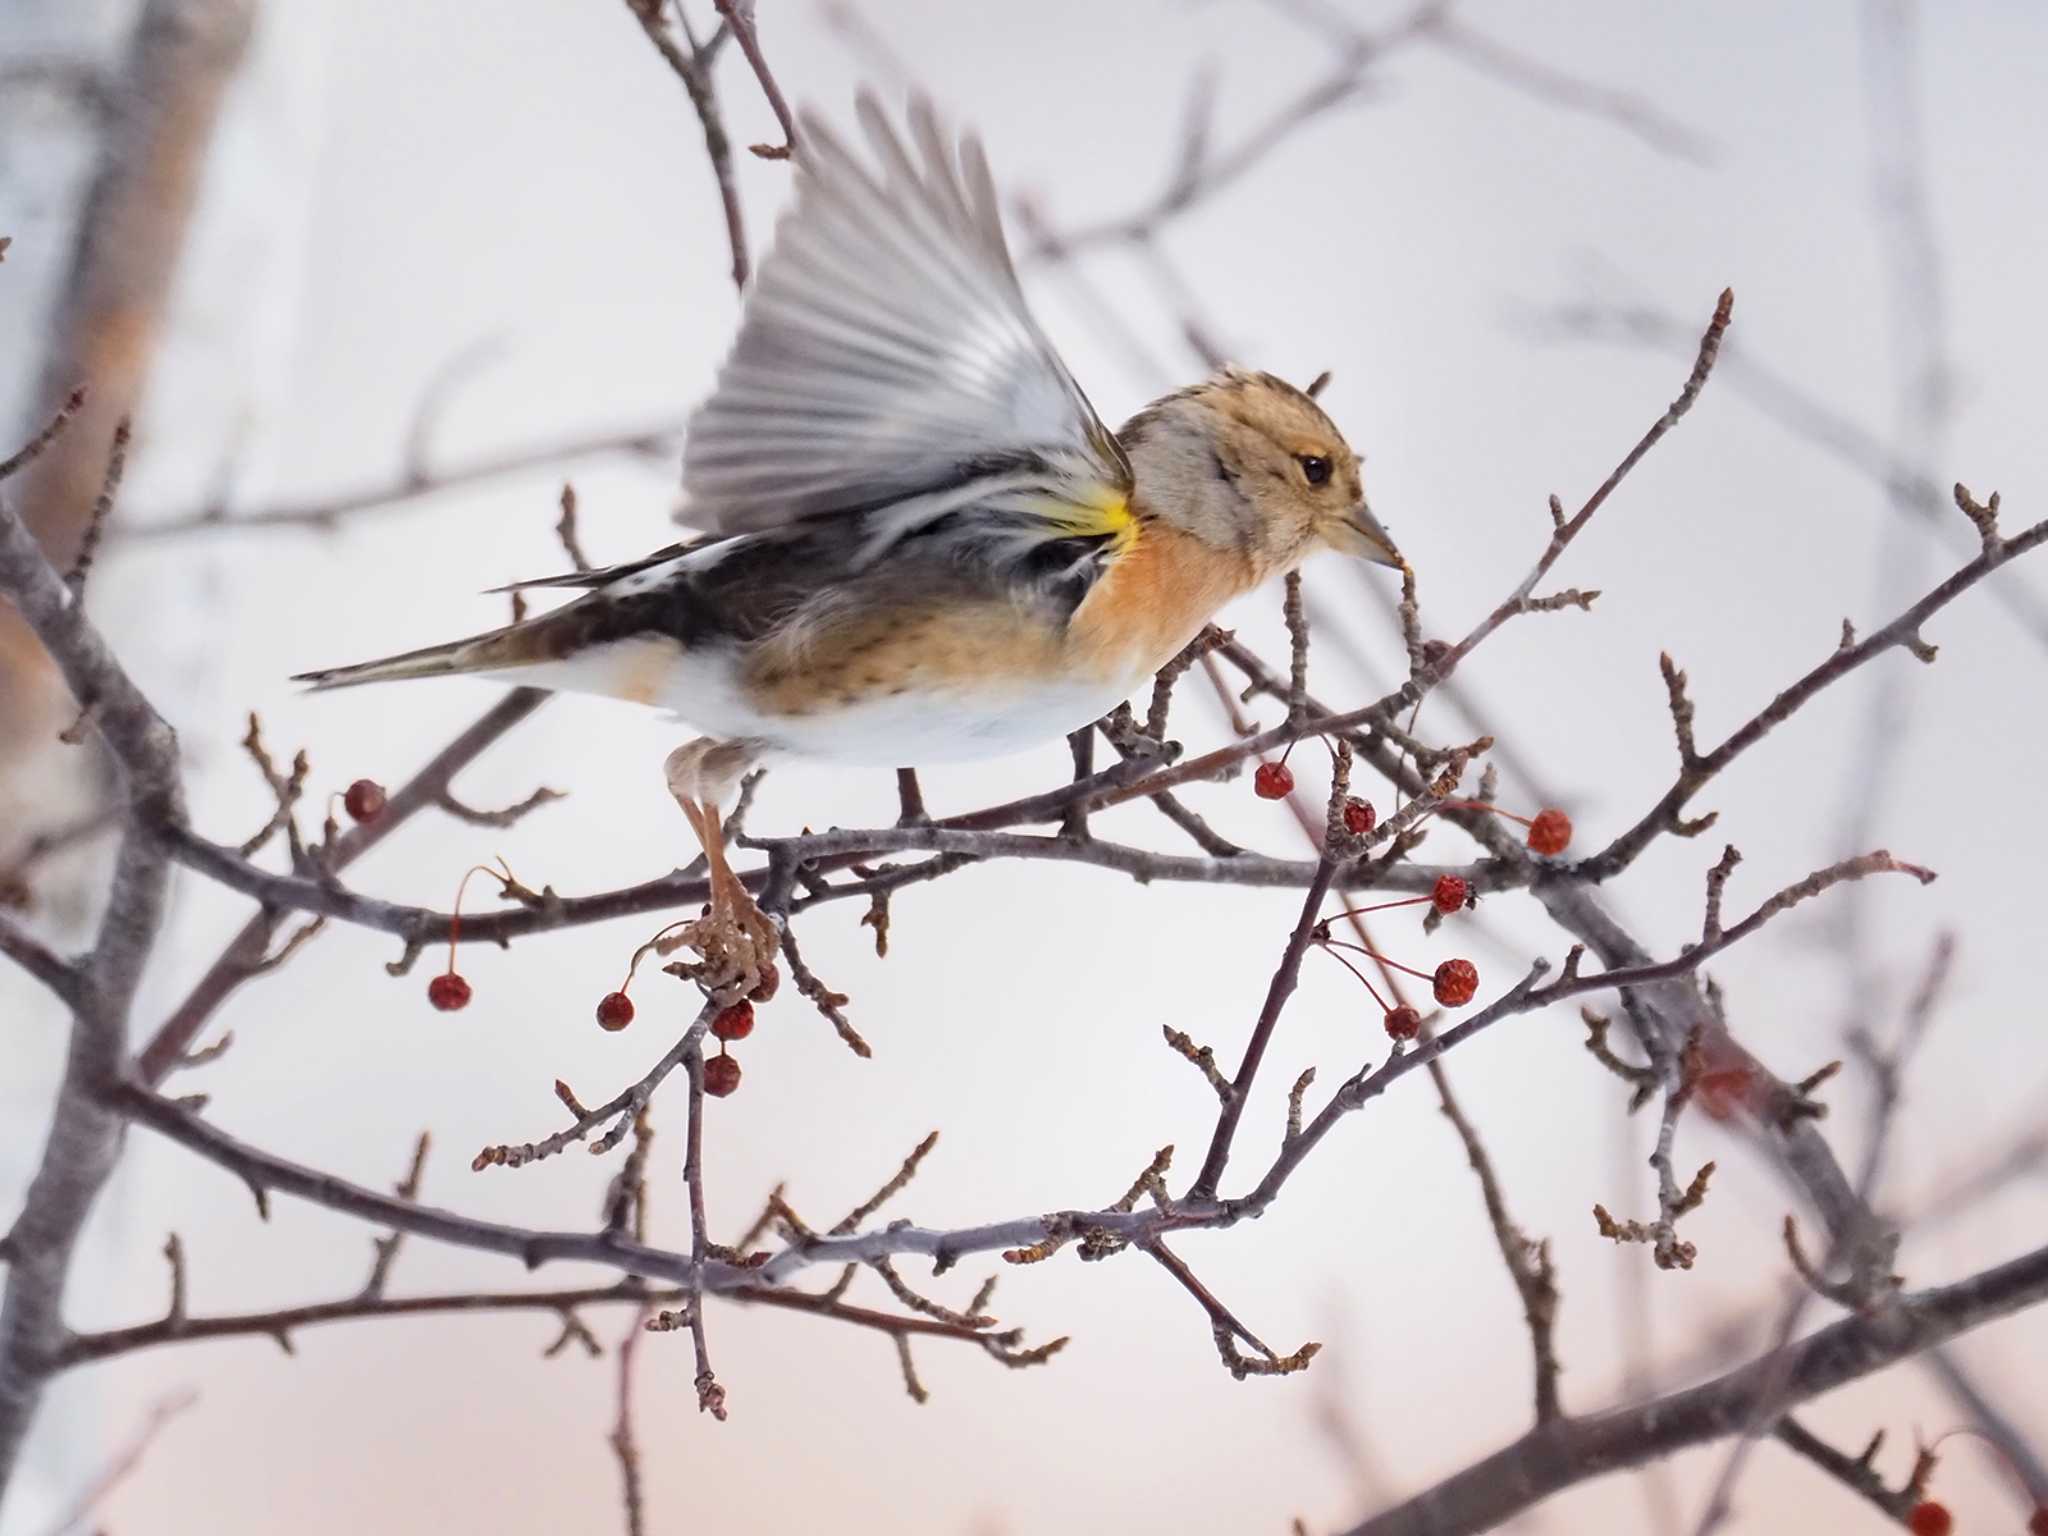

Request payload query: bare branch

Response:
[555,481,593,571]
[131,424,679,540]
[1162,1027,1233,1102]
[1190,854,1339,1198]
[1582,1007,1658,1111]
[1112,1147,1174,1214]
[620,0,751,292]
[0,479,187,1489]
[1423,12,1714,163]
[779,920,869,1057]
[832,1132,940,1236]
[711,0,797,157]
[33,1387,197,1536]
[431,784,565,828]
[681,1042,726,1421]
[1284,572,1311,726]
[894,767,927,825]
[1588,498,2048,877]
[360,1132,432,1300]
[138,688,550,1086]
[63,416,128,598]
[0,386,88,484]
[1434,1057,1562,1419]
[1147,1237,1314,1379]
[1428,289,1734,686]
[471,1008,710,1173]
[0,910,83,1005]
[1341,1241,2048,1536]
[1771,1418,1926,1523]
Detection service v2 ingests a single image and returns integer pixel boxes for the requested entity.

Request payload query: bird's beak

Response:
[1322,500,1404,569]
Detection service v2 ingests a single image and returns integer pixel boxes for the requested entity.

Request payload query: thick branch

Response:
[0,497,186,1499]
[1341,1240,2048,1536]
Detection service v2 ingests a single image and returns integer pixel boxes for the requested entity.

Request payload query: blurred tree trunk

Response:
[0,0,256,873]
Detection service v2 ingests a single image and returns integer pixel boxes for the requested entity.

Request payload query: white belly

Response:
[750,673,1143,764]
[506,637,1149,766]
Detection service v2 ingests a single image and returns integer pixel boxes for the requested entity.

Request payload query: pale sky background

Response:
[3,2,2045,1533]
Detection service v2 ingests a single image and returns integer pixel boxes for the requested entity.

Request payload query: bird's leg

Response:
[694,800,751,925]
[665,738,778,1002]
[673,793,711,847]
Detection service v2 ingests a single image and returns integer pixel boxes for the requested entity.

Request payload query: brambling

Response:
[296,93,1404,993]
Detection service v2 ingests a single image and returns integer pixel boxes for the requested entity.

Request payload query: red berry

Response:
[1695,1066,1754,1122]
[1383,1005,1421,1041]
[702,1054,742,1097]
[2028,1507,2048,1536]
[1527,807,1572,856]
[1254,761,1294,800]
[1343,797,1377,835]
[1431,874,1470,914]
[343,778,387,823]
[1432,958,1478,1007]
[427,971,471,1011]
[1907,1502,1953,1536]
[710,1000,755,1041]
[595,991,634,1031]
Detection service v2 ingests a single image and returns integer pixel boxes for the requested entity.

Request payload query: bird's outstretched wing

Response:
[680,93,1134,564]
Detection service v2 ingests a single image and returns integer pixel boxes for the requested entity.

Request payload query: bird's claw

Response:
[674,875,782,1005]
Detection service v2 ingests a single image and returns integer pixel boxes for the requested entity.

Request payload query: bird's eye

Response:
[1298,455,1332,486]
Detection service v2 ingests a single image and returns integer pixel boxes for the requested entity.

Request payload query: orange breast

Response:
[1064,522,1256,682]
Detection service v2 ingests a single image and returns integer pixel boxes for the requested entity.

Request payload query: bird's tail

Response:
[292,619,554,692]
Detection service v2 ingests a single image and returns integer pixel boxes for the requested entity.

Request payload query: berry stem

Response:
[1322,936,1437,985]
[1434,797,1538,830]
[617,918,699,994]
[1319,943,1390,1011]
[1325,895,1432,922]
[445,859,514,976]
[1923,1425,2041,1502]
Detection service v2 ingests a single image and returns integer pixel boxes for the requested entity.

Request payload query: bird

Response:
[293,92,1404,997]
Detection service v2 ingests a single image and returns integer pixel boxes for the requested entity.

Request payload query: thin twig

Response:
[64,417,128,597]
[36,1387,197,1536]
[621,0,751,291]
[682,1043,726,1420]
[360,1132,431,1299]
[1190,854,1339,1198]
[832,1132,939,1235]
[711,0,797,156]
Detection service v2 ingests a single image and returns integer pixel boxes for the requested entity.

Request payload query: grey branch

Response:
[1340,1240,2048,1536]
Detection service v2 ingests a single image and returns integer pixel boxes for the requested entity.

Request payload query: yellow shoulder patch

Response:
[1032,486,1140,552]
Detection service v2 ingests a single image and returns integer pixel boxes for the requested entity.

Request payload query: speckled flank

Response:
[740,597,1066,717]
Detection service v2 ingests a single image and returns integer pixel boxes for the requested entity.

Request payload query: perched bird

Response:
[294,93,1403,992]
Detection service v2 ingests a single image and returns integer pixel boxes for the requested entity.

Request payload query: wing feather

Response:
[679,92,1132,552]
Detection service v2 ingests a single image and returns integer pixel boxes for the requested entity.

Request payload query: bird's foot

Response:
[673,872,781,1004]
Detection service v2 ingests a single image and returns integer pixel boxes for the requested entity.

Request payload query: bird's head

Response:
[1119,368,1402,578]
